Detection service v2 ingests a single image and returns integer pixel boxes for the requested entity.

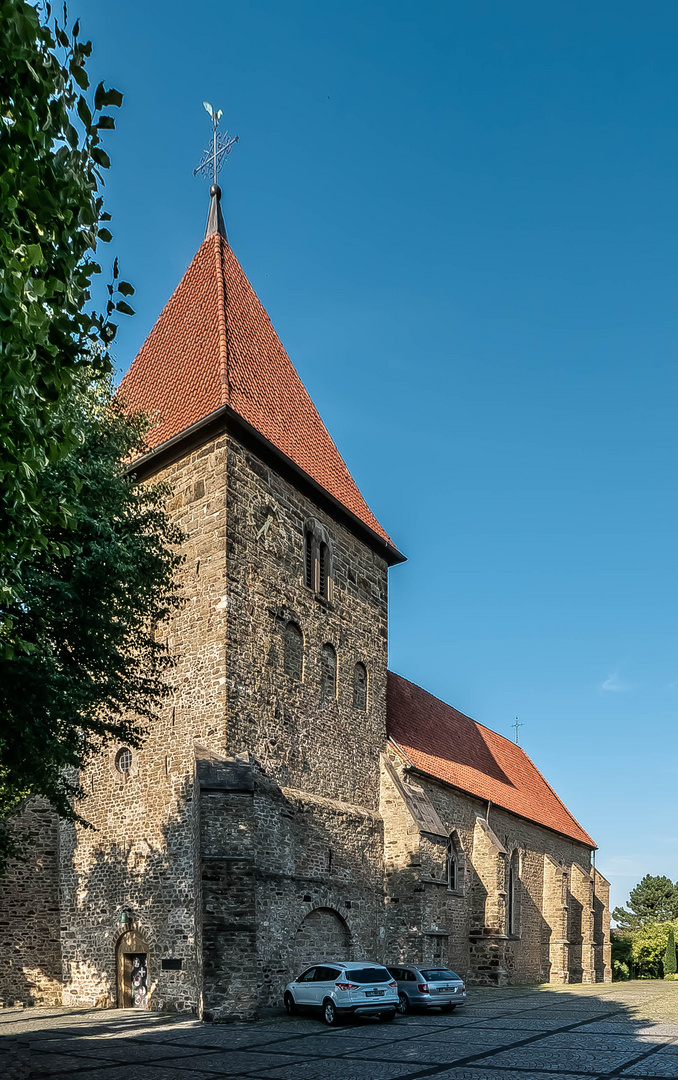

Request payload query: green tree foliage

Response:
[612,875,678,931]
[0,0,133,653]
[630,920,678,979]
[664,926,677,979]
[611,930,633,981]
[0,375,183,866]
[0,5,183,871]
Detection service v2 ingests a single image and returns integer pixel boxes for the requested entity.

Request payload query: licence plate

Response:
[365,989,384,997]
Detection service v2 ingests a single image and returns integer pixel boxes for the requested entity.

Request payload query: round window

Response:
[115,747,133,775]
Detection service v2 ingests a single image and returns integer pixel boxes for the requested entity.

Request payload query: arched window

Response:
[446,843,458,891]
[320,644,337,705]
[353,662,367,710]
[507,849,520,935]
[446,831,464,893]
[115,747,133,775]
[284,622,303,680]
[303,520,333,601]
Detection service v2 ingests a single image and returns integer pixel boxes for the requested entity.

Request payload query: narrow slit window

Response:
[304,531,315,590]
[284,622,303,681]
[353,662,367,710]
[321,643,337,705]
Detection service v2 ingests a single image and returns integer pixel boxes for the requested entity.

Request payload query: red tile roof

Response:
[386,672,595,848]
[119,231,394,548]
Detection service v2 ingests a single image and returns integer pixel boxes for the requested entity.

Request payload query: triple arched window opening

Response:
[283,622,367,710]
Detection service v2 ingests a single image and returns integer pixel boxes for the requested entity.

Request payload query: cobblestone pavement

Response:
[3,982,678,1080]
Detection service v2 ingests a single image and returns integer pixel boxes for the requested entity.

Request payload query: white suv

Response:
[284,962,398,1025]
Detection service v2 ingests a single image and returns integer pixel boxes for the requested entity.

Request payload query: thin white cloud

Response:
[601,670,629,693]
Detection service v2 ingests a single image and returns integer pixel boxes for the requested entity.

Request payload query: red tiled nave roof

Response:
[386,671,595,848]
[119,230,395,549]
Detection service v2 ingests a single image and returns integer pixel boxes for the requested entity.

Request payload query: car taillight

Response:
[388,980,398,988]
[335,981,359,991]
[417,983,429,993]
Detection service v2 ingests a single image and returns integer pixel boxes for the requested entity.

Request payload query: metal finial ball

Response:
[210,184,222,200]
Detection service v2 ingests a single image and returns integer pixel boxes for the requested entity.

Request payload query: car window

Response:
[298,967,317,982]
[407,970,417,981]
[419,968,460,981]
[387,967,401,980]
[314,966,340,981]
[346,967,391,984]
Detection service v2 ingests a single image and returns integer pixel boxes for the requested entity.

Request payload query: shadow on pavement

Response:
[2,981,678,1079]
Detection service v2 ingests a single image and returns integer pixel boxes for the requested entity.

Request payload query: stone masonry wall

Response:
[258,785,384,1007]
[198,752,385,1019]
[222,433,389,809]
[593,869,611,983]
[570,862,596,984]
[542,855,570,983]
[0,800,62,1006]
[200,783,257,1021]
[58,437,232,1012]
[380,750,609,987]
[55,422,391,1015]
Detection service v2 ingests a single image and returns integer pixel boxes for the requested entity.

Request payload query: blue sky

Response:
[86,0,678,915]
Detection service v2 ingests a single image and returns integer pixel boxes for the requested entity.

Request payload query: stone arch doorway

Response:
[116,931,150,1009]
[293,907,351,970]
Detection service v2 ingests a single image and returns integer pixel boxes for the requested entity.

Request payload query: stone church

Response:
[1,185,611,1019]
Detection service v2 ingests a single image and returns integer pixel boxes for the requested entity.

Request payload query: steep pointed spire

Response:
[119,200,403,561]
[205,183,227,240]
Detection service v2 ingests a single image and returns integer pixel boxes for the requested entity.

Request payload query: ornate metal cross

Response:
[511,716,524,745]
[193,101,238,184]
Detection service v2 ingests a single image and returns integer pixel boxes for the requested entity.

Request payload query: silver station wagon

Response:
[284,961,398,1025]
[387,965,467,1013]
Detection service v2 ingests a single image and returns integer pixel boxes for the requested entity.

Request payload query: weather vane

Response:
[511,716,524,745]
[193,102,238,185]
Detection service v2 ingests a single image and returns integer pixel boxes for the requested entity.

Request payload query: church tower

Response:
[56,180,404,1017]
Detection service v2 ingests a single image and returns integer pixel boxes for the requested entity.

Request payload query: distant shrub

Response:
[613,960,630,981]
[664,926,677,979]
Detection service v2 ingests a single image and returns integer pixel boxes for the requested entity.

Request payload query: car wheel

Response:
[397,992,410,1014]
[323,998,339,1026]
[440,1003,456,1013]
[381,1009,396,1022]
[284,992,297,1016]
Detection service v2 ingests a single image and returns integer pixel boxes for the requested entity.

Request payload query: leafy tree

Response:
[1,0,133,654]
[0,3,180,872]
[664,926,677,980]
[0,375,183,867]
[613,875,678,931]
[611,930,633,981]
[630,920,678,979]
